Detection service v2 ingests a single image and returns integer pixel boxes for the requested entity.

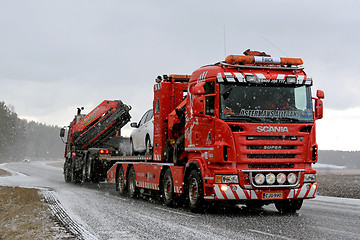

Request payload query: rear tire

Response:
[127,166,138,198]
[275,199,303,213]
[116,165,126,196]
[162,169,175,207]
[64,159,71,182]
[187,169,205,213]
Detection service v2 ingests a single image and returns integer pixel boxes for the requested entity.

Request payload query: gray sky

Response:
[1,0,359,151]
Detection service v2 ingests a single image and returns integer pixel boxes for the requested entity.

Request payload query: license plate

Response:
[262,192,283,199]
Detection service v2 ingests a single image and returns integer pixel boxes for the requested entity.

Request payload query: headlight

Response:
[245,75,259,83]
[287,173,297,184]
[215,175,239,184]
[266,173,276,185]
[304,173,316,183]
[254,173,265,185]
[277,173,286,184]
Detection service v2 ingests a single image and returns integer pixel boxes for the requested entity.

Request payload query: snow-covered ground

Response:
[1,161,360,240]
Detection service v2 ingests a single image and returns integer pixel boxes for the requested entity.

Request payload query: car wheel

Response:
[145,136,152,155]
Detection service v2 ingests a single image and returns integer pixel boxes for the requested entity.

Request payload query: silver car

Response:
[130,109,154,155]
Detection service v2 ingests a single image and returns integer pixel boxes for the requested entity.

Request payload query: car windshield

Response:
[219,84,313,123]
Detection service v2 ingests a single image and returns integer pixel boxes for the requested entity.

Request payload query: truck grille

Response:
[243,135,302,161]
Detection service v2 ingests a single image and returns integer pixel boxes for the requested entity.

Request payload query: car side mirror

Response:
[130,122,138,128]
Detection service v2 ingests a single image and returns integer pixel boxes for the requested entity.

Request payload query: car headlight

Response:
[254,173,265,185]
[266,173,276,184]
[215,175,239,184]
[287,173,297,184]
[304,173,316,183]
[277,173,286,184]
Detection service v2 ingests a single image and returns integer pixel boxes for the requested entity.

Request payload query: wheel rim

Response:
[189,178,199,205]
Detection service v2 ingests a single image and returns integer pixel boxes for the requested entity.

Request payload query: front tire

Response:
[187,169,204,212]
[275,199,303,213]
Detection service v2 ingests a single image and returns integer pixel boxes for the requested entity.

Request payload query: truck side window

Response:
[204,81,215,116]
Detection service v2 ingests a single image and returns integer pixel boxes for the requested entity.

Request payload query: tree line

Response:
[0,101,64,163]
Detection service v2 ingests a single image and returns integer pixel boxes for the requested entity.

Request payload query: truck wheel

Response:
[70,161,80,183]
[127,166,138,198]
[162,169,175,207]
[275,199,303,214]
[81,160,89,184]
[187,169,204,212]
[116,165,126,196]
[64,159,71,182]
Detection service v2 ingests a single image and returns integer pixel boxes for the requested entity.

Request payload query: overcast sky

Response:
[1,0,359,151]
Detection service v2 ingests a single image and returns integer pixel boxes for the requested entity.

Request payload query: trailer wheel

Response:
[81,162,87,183]
[127,166,138,198]
[162,169,175,207]
[116,165,126,196]
[70,160,81,184]
[64,159,71,182]
[275,199,303,214]
[187,169,204,212]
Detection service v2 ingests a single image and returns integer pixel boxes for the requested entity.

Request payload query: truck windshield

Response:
[219,84,313,123]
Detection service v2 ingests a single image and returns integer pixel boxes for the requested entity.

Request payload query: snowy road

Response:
[1,161,360,240]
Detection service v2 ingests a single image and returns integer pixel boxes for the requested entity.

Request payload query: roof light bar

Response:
[225,55,303,66]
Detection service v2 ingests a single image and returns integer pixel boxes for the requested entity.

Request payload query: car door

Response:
[132,111,149,152]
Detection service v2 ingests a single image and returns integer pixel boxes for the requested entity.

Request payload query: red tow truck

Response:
[62,50,324,213]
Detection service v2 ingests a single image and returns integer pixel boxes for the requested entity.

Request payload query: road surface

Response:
[1,161,360,240]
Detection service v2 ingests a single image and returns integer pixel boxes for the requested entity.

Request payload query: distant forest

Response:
[0,101,63,163]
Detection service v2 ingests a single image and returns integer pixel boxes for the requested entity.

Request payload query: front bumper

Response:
[204,182,317,201]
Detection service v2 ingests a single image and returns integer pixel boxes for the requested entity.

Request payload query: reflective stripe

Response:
[250,190,258,199]
[287,189,295,199]
[255,73,266,79]
[223,185,236,200]
[306,184,316,198]
[297,185,308,198]
[214,185,225,199]
[235,187,248,200]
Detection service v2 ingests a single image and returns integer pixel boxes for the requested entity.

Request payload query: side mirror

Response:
[193,82,205,95]
[60,128,65,138]
[317,90,324,99]
[315,99,323,119]
[130,122,138,128]
[192,95,205,117]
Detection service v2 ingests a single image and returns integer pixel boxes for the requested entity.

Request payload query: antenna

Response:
[223,25,227,58]
[262,37,288,57]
